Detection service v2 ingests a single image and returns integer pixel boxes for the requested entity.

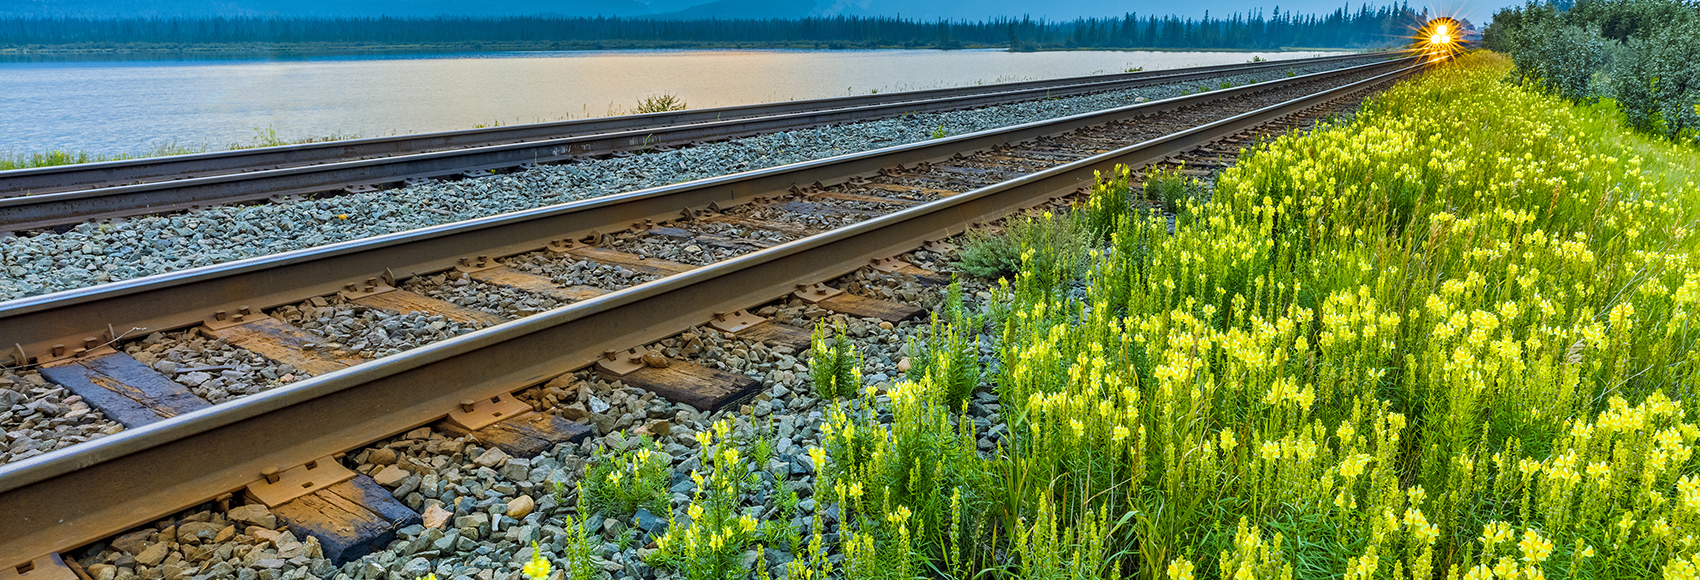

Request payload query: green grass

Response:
[1,126,360,172]
[0,143,203,171]
[793,51,1700,580]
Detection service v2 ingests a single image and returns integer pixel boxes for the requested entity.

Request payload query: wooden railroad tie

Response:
[793,283,927,324]
[435,393,592,458]
[38,351,211,429]
[595,346,761,412]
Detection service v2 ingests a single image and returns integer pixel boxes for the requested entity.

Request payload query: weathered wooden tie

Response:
[707,310,813,351]
[859,183,959,197]
[200,315,368,376]
[338,281,507,326]
[435,393,591,458]
[769,200,882,218]
[463,264,610,303]
[870,257,950,286]
[792,283,926,323]
[700,215,821,237]
[806,190,921,206]
[250,459,420,565]
[554,244,697,276]
[38,350,212,428]
[595,347,761,411]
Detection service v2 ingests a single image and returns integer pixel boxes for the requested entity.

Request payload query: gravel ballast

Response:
[57,116,1344,575]
[44,78,1378,580]
[0,61,1360,302]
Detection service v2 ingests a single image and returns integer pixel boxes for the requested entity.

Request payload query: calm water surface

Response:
[0,49,1345,156]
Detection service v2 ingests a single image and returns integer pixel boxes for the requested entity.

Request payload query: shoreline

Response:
[0,42,1368,61]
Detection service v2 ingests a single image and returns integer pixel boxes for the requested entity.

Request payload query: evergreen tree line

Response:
[1484,0,1700,142]
[0,6,1426,51]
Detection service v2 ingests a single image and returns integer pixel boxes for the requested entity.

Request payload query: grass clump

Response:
[1,143,202,171]
[908,280,983,411]
[953,210,1087,281]
[809,320,862,399]
[1143,163,1205,213]
[634,93,688,114]
[649,420,766,579]
[580,432,670,518]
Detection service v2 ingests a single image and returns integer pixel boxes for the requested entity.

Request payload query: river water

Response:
[0,48,1345,157]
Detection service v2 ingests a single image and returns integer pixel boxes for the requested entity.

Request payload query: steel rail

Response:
[0,51,1391,199]
[0,62,1427,567]
[0,58,1413,366]
[0,55,1408,232]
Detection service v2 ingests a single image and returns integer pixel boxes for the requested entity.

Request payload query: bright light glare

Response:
[1429,24,1451,45]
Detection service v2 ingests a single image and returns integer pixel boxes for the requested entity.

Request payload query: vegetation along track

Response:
[0,53,1396,231]
[0,56,1429,568]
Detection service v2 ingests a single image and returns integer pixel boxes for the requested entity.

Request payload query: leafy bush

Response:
[1080,165,1134,242]
[1506,21,1611,101]
[1488,0,1700,138]
[649,421,765,579]
[1610,17,1700,141]
[909,281,982,411]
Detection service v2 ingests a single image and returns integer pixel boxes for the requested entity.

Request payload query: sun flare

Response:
[1414,17,1465,62]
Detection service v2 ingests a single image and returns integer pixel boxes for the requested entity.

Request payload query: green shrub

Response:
[909,281,982,411]
[1143,164,1205,214]
[810,321,862,399]
[581,433,670,518]
[1507,22,1611,101]
[634,93,688,114]
[1080,165,1134,242]
[954,211,1087,281]
[1610,17,1700,141]
[649,420,765,580]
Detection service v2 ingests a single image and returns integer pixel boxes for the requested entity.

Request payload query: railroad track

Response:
[0,55,1430,570]
[0,52,1396,232]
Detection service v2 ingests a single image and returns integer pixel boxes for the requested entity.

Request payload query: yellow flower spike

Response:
[1518,528,1554,562]
[808,446,826,471]
[522,542,551,580]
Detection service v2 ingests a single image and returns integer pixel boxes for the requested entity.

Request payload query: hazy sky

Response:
[7,0,1515,27]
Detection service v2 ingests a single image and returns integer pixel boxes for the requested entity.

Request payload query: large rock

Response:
[110,529,155,554]
[228,504,277,529]
[473,447,510,468]
[175,521,223,544]
[373,465,410,487]
[422,504,453,530]
[367,448,398,465]
[134,542,169,567]
[506,495,536,519]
